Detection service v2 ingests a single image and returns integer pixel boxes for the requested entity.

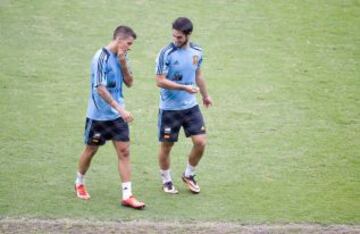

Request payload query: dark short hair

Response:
[172,17,193,35]
[113,25,137,40]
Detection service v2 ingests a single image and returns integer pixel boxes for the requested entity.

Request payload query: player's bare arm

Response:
[118,49,133,88]
[195,69,212,108]
[156,74,199,94]
[96,85,134,122]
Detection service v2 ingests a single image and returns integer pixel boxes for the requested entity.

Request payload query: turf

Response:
[0,0,359,224]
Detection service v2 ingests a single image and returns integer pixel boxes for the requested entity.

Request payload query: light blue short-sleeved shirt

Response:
[155,42,203,110]
[86,48,127,120]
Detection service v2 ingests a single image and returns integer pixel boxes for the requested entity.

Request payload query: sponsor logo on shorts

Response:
[164,127,171,134]
[92,133,101,143]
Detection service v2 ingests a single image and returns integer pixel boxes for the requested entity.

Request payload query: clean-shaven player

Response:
[155,17,213,194]
[74,25,145,209]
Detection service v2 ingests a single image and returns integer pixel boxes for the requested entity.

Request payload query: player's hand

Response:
[183,85,199,94]
[202,96,213,108]
[119,109,134,123]
[117,47,127,62]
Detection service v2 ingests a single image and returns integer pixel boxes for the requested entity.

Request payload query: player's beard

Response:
[177,36,189,48]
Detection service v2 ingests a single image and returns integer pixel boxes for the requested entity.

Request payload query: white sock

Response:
[160,169,172,184]
[185,163,195,177]
[75,171,85,185]
[122,182,132,200]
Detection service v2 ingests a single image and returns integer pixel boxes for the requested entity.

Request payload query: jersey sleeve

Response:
[93,52,109,88]
[155,49,170,75]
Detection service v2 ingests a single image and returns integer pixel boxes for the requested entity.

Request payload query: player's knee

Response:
[118,146,130,159]
[194,138,206,149]
[86,145,99,156]
[90,149,98,157]
[161,142,174,152]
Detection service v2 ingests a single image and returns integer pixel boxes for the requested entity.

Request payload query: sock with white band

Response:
[75,171,85,185]
[160,169,172,184]
[184,163,195,177]
[122,181,132,200]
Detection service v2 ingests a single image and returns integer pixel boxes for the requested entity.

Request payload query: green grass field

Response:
[1,0,359,225]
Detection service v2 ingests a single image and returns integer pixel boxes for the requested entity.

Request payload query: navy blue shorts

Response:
[158,105,206,142]
[84,117,129,145]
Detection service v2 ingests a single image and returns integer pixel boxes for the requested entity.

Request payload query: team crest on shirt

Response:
[192,55,199,65]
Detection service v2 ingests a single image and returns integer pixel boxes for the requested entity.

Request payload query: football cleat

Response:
[182,174,200,194]
[121,196,145,209]
[75,184,91,200]
[163,181,179,194]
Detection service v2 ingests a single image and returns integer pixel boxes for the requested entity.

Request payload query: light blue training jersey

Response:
[86,48,127,120]
[155,42,203,110]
